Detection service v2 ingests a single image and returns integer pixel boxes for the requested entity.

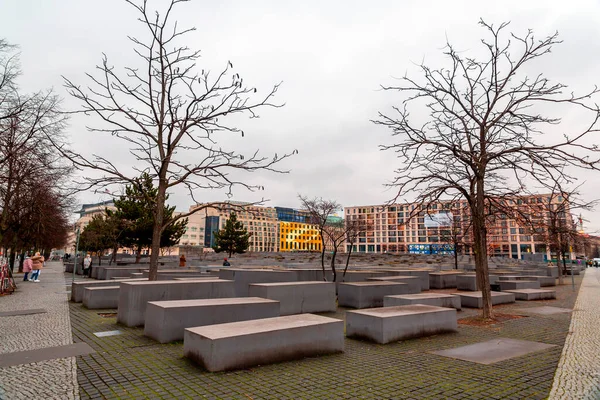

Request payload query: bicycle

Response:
[0,260,17,295]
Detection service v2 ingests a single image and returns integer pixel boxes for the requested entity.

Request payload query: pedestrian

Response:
[23,253,33,281]
[83,254,92,277]
[179,254,186,267]
[30,252,44,282]
[222,258,231,267]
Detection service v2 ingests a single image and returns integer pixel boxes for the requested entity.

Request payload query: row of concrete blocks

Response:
[184,304,458,372]
[78,276,555,315]
[455,274,556,291]
[144,288,553,346]
[80,277,421,313]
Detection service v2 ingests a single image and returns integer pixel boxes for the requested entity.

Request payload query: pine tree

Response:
[113,173,188,262]
[212,212,251,258]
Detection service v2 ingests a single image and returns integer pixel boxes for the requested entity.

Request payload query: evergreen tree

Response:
[212,212,251,258]
[113,173,188,261]
[78,214,112,265]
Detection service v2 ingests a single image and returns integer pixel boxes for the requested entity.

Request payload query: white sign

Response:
[424,212,453,228]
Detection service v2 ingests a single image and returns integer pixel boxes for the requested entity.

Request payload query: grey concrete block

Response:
[367,276,421,293]
[117,279,235,327]
[71,278,146,303]
[338,271,389,283]
[144,297,280,343]
[338,282,410,309]
[184,314,344,371]
[456,275,477,291]
[457,291,516,308]
[503,289,556,300]
[248,281,336,315]
[217,269,297,296]
[289,268,333,282]
[375,269,432,290]
[102,267,147,280]
[499,275,555,287]
[383,293,461,310]
[83,286,120,309]
[498,280,540,291]
[429,271,464,289]
[346,305,457,344]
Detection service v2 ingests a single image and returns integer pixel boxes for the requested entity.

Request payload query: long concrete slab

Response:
[503,289,556,301]
[346,305,457,344]
[498,280,541,291]
[117,279,235,327]
[384,293,461,310]
[456,291,516,308]
[98,267,147,280]
[71,278,147,303]
[248,281,336,315]
[184,314,344,372]
[144,297,280,343]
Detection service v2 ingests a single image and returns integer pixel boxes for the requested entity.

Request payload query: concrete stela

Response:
[431,338,556,365]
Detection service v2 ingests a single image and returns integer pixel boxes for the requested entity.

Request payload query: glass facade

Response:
[204,216,220,248]
[275,207,311,223]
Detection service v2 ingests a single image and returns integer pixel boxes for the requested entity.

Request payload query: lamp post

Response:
[72,227,81,283]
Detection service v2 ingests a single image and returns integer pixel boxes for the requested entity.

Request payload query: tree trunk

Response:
[320,236,327,281]
[343,242,354,279]
[330,248,337,283]
[148,177,167,281]
[18,251,25,273]
[454,246,458,270]
[8,250,16,273]
[473,180,493,319]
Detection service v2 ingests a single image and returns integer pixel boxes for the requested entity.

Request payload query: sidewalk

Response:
[549,267,600,399]
[0,261,79,400]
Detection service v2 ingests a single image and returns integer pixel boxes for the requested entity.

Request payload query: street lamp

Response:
[72,227,81,283]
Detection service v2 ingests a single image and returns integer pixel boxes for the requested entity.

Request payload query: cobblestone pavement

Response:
[70,274,583,400]
[549,268,600,399]
[0,261,79,400]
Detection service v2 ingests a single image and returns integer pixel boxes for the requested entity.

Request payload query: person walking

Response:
[30,252,44,282]
[179,254,186,267]
[83,254,92,277]
[22,254,33,281]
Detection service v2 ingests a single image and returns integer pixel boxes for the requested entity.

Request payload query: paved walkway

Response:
[0,261,79,400]
[549,267,600,399]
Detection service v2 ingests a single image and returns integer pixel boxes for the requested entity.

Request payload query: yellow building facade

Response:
[279,222,322,252]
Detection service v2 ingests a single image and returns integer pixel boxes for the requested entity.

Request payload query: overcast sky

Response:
[3,0,600,233]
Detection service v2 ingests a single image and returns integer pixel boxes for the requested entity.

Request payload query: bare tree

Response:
[536,186,596,283]
[375,21,600,319]
[58,0,294,280]
[298,195,344,281]
[344,218,370,274]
